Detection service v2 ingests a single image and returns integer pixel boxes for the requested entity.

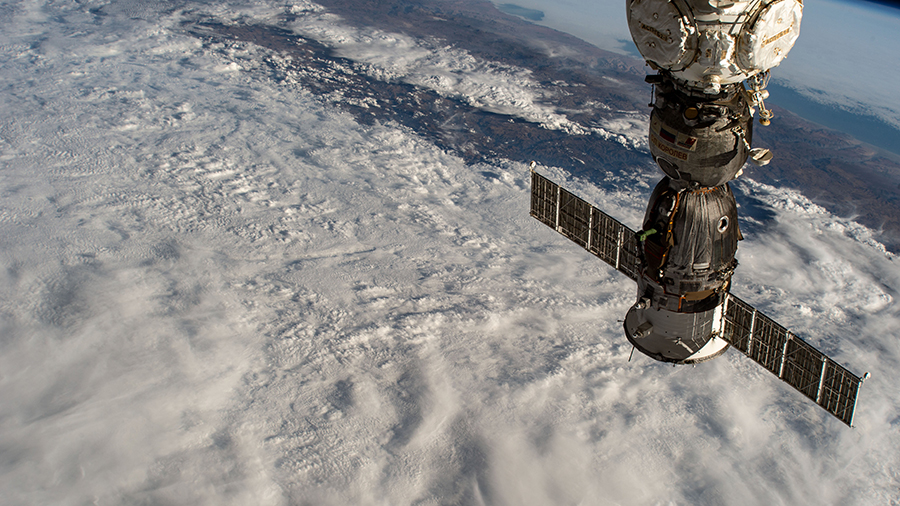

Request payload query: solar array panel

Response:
[748,312,788,376]
[819,361,861,426]
[559,188,592,249]
[721,294,863,426]
[781,337,823,402]
[530,171,557,228]
[722,295,753,353]
[530,171,640,281]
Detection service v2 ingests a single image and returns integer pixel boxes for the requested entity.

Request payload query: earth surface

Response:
[1,0,899,505]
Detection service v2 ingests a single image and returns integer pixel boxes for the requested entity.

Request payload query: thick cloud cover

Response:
[0,1,898,505]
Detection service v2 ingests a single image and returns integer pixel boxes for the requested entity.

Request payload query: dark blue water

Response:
[497,3,544,21]
[859,0,900,11]
[765,80,900,158]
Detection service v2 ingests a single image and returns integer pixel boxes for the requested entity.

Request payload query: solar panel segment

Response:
[530,171,641,281]
[722,294,863,426]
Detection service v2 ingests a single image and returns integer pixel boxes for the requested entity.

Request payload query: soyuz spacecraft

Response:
[530,0,867,425]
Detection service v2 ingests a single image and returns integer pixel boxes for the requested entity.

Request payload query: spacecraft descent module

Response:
[530,0,867,425]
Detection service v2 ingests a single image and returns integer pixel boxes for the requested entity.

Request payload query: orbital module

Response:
[530,0,867,425]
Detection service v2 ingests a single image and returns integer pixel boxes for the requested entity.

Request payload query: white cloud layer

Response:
[0,1,898,505]
[280,3,648,146]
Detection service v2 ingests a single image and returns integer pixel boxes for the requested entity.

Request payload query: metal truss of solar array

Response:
[721,294,864,426]
[529,170,864,427]
[530,171,641,280]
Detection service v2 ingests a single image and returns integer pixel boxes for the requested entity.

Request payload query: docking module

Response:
[530,0,867,426]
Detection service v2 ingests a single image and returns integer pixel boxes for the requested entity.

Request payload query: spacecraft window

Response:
[717,216,729,233]
[656,157,681,180]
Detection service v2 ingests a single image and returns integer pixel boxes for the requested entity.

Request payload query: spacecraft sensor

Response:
[529,0,867,425]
